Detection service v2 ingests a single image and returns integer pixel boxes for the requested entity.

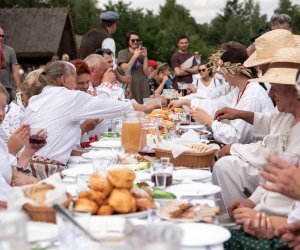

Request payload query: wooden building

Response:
[0,8,77,68]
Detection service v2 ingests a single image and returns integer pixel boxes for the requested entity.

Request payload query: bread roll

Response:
[108,188,136,213]
[26,183,55,204]
[107,167,136,189]
[74,198,98,214]
[97,204,114,216]
[90,173,114,197]
[78,190,106,206]
[136,198,155,211]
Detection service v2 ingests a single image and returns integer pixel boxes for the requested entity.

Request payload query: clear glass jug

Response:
[139,117,168,153]
[121,111,145,154]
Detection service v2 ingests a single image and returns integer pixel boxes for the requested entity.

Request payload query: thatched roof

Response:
[0,8,77,59]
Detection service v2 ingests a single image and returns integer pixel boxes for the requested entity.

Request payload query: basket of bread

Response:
[73,166,155,215]
[23,183,73,223]
[154,143,215,168]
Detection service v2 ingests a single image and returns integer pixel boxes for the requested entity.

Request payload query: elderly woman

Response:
[168,47,274,145]
[22,60,132,168]
[0,69,43,141]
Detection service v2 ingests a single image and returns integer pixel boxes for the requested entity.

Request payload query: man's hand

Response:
[276,221,300,249]
[219,144,232,158]
[102,68,116,83]
[189,108,213,126]
[187,86,197,94]
[228,198,255,218]
[7,124,30,155]
[214,107,241,121]
[260,155,300,200]
[233,207,257,225]
[133,48,143,59]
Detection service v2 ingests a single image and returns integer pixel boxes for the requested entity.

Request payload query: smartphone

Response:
[137,41,143,50]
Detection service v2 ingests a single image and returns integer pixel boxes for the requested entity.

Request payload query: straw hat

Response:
[244,29,300,67]
[250,47,300,85]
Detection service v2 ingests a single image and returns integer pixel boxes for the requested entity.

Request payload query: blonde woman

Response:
[1,69,43,141]
[22,60,132,168]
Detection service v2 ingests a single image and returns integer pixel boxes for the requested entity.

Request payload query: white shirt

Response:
[192,82,275,144]
[0,139,15,201]
[22,86,133,164]
[1,102,24,142]
[288,201,300,224]
[234,112,300,216]
[102,37,117,67]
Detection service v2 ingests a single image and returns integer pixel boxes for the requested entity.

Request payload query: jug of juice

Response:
[121,111,145,154]
[139,117,168,153]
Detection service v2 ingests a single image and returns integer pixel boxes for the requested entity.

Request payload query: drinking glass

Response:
[126,223,182,250]
[29,128,47,149]
[143,98,162,108]
[76,174,90,194]
[147,203,161,224]
[151,162,166,189]
[56,210,91,250]
[92,158,112,174]
[0,211,28,250]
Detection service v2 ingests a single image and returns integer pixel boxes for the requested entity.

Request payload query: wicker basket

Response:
[23,193,73,223]
[154,148,215,168]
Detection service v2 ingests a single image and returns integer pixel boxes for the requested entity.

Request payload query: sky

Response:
[98,0,300,24]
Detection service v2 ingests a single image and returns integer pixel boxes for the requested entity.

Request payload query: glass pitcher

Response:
[139,117,168,153]
[121,111,145,154]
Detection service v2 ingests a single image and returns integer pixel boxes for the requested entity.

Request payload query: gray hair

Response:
[270,14,292,28]
[38,61,76,87]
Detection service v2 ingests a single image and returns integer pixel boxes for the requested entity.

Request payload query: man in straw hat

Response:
[212,47,300,219]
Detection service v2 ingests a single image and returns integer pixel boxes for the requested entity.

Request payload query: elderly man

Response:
[78,11,119,60]
[213,47,300,218]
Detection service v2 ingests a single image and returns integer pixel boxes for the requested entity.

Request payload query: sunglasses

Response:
[0,35,4,38]
[131,39,140,43]
[199,69,207,72]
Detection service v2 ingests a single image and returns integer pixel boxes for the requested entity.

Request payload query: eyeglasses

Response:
[131,39,140,43]
[199,69,207,72]
[1,105,9,114]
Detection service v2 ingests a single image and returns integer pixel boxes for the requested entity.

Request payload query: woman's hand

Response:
[7,124,30,155]
[168,99,190,110]
[189,108,213,126]
[233,207,257,225]
[244,212,275,239]
[11,169,37,186]
[276,221,300,249]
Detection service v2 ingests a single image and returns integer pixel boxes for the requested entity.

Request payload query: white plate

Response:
[179,124,205,130]
[82,150,116,159]
[62,164,93,177]
[26,222,58,243]
[165,183,221,197]
[92,210,148,219]
[67,156,91,164]
[178,223,231,247]
[173,169,212,181]
[90,140,121,148]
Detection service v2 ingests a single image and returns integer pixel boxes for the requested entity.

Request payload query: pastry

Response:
[107,167,136,189]
[135,198,155,211]
[78,190,105,206]
[74,198,98,214]
[108,188,136,213]
[97,204,114,215]
[90,173,114,197]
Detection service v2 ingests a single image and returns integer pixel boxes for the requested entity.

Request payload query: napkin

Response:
[7,173,68,211]
[181,129,200,142]
[157,141,194,158]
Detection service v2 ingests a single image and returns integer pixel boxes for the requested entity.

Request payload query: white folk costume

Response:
[213,112,300,213]
[191,82,274,144]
